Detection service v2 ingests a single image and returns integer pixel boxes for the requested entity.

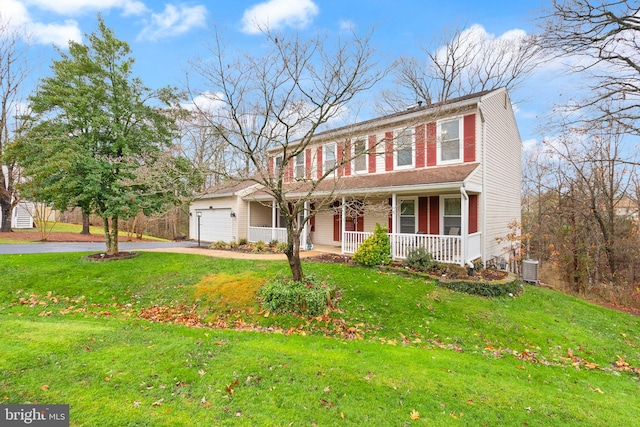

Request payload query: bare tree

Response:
[0,19,31,232]
[189,28,386,281]
[539,0,640,136]
[380,24,541,111]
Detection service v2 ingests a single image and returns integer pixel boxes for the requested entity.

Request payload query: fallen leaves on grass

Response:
[138,305,201,327]
[410,409,420,420]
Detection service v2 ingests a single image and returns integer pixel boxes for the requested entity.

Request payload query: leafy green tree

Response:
[15,17,185,254]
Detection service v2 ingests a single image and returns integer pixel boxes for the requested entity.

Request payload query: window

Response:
[324,143,336,174]
[438,118,462,163]
[399,199,416,233]
[274,155,283,175]
[295,152,305,179]
[395,129,413,168]
[353,138,367,172]
[443,197,461,235]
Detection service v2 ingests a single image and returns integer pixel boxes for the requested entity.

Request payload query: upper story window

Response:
[274,155,283,175]
[395,128,414,168]
[438,118,462,164]
[324,143,336,175]
[295,152,305,179]
[353,137,367,173]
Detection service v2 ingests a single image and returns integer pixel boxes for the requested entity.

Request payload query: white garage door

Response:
[197,208,232,242]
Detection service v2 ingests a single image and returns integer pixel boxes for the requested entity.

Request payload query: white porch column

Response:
[271,200,277,242]
[301,201,309,250]
[247,200,251,241]
[461,187,469,267]
[391,193,397,258]
[341,196,346,254]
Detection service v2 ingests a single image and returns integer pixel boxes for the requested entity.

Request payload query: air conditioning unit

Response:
[522,259,539,284]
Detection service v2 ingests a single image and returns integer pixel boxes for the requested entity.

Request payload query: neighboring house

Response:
[0,201,34,229]
[615,198,639,222]
[190,88,522,266]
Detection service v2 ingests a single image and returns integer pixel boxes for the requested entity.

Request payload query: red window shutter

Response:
[368,134,377,173]
[305,148,311,179]
[429,196,439,234]
[333,213,341,241]
[415,124,425,168]
[388,197,393,232]
[385,131,394,171]
[337,142,344,177]
[316,147,323,179]
[464,114,476,162]
[468,194,478,234]
[269,157,274,175]
[344,140,351,176]
[426,122,436,166]
[418,197,428,233]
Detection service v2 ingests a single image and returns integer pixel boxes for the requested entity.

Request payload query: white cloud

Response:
[137,4,207,41]
[0,0,82,46]
[522,138,538,153]
[24,0,148,16]
[339,20,355,32]
[31,20,83,46]
[182,91,225,113]
[241,0,319,35]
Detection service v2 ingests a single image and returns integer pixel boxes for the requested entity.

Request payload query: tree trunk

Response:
[81,212,91,235]
[107,216,119,255]
[103,217,111,253]
[285,225,304,282]
[0,201,12,232]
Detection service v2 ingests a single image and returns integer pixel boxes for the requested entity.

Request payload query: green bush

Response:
[439,279,523,298]
[405,247,439,272]
[258,276,337,316]
[238,238,248,245]
[352,223,391,267]
[275,242,288,253]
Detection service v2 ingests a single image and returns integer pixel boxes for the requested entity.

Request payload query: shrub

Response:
[269,240,279,247]
[352,223,391,267]
[275,242,288,253]
[209,241,228,250]
[228,240,237,249]
[253,240,266,252]
[405,247,439,272]
[258,276,337,316]
[238,238,248,245]
[439,279,523,298]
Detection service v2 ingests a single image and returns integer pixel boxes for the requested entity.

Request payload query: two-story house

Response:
[189,87,522,267]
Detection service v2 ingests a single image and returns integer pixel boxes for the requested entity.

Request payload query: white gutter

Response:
[460,186,473,269]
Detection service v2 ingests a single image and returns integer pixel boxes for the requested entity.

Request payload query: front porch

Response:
[246,186,482,267]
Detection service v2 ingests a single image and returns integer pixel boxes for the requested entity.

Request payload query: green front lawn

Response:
[1,252,639,426]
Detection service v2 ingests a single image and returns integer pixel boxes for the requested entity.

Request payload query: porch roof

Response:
[248,163,480,200]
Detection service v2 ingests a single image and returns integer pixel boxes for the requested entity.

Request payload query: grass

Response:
[1,252,639,426]
[1,222,167,242]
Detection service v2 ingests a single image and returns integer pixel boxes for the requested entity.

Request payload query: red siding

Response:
[316,147,323,179]
[429,196,439,234]
[418,197,428,233]
[468,194,478,234]
[426,122,436,166]
[385,131,394,171]
[305,148,311,179]
[464,114,476,162]
[415,124,425,168]
[368,134,377,173]
[285,161,293,182]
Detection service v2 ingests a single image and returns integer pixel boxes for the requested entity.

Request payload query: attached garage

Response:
[196,208,232,242]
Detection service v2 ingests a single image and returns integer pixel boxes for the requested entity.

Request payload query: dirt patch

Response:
[0,231,151,243]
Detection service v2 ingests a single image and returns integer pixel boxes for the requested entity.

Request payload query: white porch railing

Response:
[248,226,287,243]
[344,231,477,265]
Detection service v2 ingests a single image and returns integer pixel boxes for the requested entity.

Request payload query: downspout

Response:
[341,196,346,254]
[478,100,487,265]
[460,186,473,270]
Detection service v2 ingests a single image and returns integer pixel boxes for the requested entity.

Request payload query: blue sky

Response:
[2,0,564,148]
